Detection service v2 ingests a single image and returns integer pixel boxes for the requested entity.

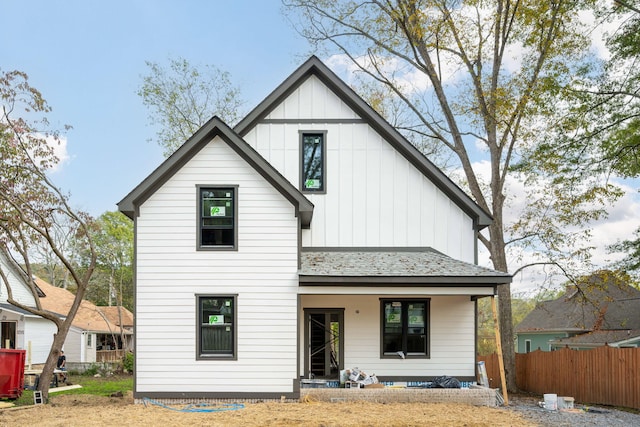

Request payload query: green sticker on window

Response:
[387,313,400,323]
[210,206,226,216]
[305,179,320,189]
[209,315,224,324]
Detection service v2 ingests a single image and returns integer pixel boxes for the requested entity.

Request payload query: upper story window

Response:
[301,132,326,193]
[198,186,237,250]
[381,299,429,358]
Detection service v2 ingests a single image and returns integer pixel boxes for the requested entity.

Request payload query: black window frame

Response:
[300,131,327,194]
[197,185,238,251]
[380,298,430,359]
[196,294,237,360]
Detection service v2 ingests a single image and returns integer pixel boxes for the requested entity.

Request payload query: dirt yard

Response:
[0,393,535,427]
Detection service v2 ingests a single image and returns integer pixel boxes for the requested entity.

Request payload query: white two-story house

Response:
[118,56,511,401]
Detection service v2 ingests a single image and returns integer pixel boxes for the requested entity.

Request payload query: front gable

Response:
[118,117,313,227]
[0,249,38,307]
[238,57,490,260]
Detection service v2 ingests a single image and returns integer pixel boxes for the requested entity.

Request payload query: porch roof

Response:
[0,303,43,318]
[299,248,511,286]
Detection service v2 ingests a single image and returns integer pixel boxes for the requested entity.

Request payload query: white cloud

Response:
[47,134,70,173]
[29,133,71,173]
[475,165,640,294]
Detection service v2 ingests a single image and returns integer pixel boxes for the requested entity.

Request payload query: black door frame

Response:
[303,308,344,379]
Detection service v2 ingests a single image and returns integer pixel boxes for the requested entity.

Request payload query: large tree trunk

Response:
[497,282,516,392]
[38,330,68,401]
[488,219,517,393]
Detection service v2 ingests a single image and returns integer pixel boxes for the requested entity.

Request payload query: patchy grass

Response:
[11,374,133,407]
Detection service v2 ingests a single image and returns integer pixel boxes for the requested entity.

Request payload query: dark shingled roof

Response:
[299,248,511,286]
[516,275,640,333]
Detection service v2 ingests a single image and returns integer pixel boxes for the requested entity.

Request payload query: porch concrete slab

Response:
[301,386,497,406]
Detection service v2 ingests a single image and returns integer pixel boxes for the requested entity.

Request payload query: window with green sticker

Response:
[198,186,237,250]
[381,299,429,358]
[301,132,326,193]
[197,295,236,359]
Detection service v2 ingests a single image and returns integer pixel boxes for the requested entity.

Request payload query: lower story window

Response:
[197,295,236,359]
[381,299,429,358]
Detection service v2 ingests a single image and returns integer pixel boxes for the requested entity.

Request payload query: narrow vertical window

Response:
[301,133,325,192]
[525,339,532,353]
[198,186,237,250]
[197,295,236,359]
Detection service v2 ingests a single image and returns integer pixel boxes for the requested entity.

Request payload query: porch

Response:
[96,349,126,363]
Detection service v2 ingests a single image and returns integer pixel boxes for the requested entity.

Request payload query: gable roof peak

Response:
[118,116,313,227]
[235,56,492,230]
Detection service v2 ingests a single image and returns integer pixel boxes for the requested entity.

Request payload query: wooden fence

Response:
[479,346,640,410]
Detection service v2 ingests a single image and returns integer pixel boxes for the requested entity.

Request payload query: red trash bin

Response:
[0,349,26,399]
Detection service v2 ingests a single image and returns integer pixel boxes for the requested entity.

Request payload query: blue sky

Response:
[4,1,639,290]
[3,0,310,216]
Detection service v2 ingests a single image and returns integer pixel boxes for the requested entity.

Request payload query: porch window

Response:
[300,132,326,193]
[197,295,236,360]
[381,299,429,358]
[198,186,237,250]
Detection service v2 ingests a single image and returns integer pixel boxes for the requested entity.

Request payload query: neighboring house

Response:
[516,274,640,352]
[100,306,134,335]
[0,250,57,364]
[35,278,133,363]
[118,56,512,400]
[549,329,640,349]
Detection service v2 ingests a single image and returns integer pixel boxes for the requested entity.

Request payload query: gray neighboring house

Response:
[516,274,640,352]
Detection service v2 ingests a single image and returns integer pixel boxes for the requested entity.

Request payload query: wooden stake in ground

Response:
[491,295,509,405]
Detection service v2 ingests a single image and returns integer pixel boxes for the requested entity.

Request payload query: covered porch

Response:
[297,248,511,385]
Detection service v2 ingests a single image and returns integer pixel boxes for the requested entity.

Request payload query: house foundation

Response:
[301,385,498,406]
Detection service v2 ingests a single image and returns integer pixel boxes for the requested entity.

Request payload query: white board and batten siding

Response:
[135,136,300,393]
[243,75,475,262]
[300,295,476,378]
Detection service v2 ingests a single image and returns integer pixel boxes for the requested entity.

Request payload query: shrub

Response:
[83,364,99,376]
[122,352,134,373]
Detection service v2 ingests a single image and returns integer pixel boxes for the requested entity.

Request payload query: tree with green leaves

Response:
[78,211,133,311]
[0,69,97,400]
[284,0,616,391]
[138,57,245,157]
[601,1,640,272]
[518,1,640,276]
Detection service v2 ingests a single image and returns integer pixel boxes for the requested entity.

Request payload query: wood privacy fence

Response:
[479,346,640,410]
